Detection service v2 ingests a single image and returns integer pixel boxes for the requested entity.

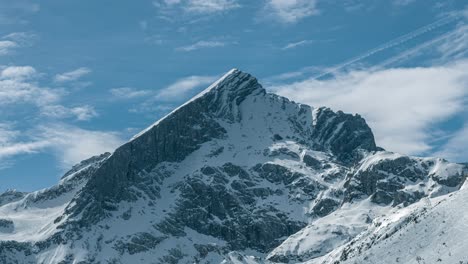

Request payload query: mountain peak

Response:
[131,68,264,140]
[198,68,264,103]
[2,68,467,264]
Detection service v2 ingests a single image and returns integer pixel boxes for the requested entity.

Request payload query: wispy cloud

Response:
[0,141,49,160]
[37,124,123,168]
[0,65,98,121]
[0,40,17,55]
[110,87,152,99]
[0,123,49,161]
[435,124,468,163]
[272,60,468,156]
[129,75,218,113]
[154,0,240,14]
[282,39,315,50]
[0,65,36,80]
[184,0,240,13]
[0,123,123,168]
[176,40,228,51]
[40,105,98,121]
[3,32,36,46]
[311,14,461,79]
[0,66,60,106]
[269,14,468,159]
[156,75,217,100]
[264,0,319,23]
[0,65,114,169]
[54,67,91,83]
[437,24,468,61]
[0,32,36,55]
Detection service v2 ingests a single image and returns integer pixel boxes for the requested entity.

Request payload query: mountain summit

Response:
[0,69,466,264]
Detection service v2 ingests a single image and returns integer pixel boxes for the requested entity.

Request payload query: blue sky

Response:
[0,0,467,192]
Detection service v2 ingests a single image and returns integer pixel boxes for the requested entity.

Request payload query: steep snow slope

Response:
[267,152,467,263]
[0,69,466,264]
[317,182,468,264]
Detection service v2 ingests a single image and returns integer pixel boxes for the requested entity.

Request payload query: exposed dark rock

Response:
[312,107,378,164]
[312,198,340,217]
[114,233,166,255]
[2,69,465,263]
[0,219,14,232]
[254,163,303,185]
[303,154,322,169]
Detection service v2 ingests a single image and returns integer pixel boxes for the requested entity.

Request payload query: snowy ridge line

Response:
[130,68,238,141]
[0,68,466,263]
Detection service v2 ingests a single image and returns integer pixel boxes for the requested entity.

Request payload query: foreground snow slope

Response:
[0,69,466,264]
[318,182,468,264]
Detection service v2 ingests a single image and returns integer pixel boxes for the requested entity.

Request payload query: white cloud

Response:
[311,15,458,80]
[0,124,18,145]
[53,67,91,83]
[282,40,315,50]
[155,0,240,14]
[176,40,228,51]
[70,106,98,121]
[37,124,123,167]
[0,65,37,80]
[0,141,49,159]
[0,123,123,168]
[0,40,17,55]
[0,65,114,169]
[0,65,98,121]
[435,124,468,163]
[272,60,468,156]
[0,66,60,106]
[3,32,36,46]
[41,105,98,121]
[437,24,468,61]
[156,75,217,100]
[265,0,319,23]
[184,0,240,13]
[0,32,36,55]
[0,123,49,160]
[110,87,152,99]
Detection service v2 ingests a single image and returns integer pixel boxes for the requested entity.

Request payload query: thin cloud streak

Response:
[153,0,240,15]
[312,14,461,79]
[54,67,91,83]
[176,40,228,51]
[110,87,152,99]
[282,40,315,50]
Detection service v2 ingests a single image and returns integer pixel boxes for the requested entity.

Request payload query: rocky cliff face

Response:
[0,69,466,264]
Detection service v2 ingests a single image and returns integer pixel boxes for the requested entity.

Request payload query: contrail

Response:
[376,28,463,68]
[312,14,461,80]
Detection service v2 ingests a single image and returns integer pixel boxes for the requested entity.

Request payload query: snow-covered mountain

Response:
[0,69,466,264]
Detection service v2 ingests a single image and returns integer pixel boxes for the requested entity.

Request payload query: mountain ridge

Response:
[0,69,466,264]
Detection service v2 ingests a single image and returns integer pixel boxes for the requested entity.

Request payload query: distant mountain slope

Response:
[0,69,466,264]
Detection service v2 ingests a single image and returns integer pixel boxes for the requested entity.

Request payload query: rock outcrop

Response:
[0,69,465,264]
